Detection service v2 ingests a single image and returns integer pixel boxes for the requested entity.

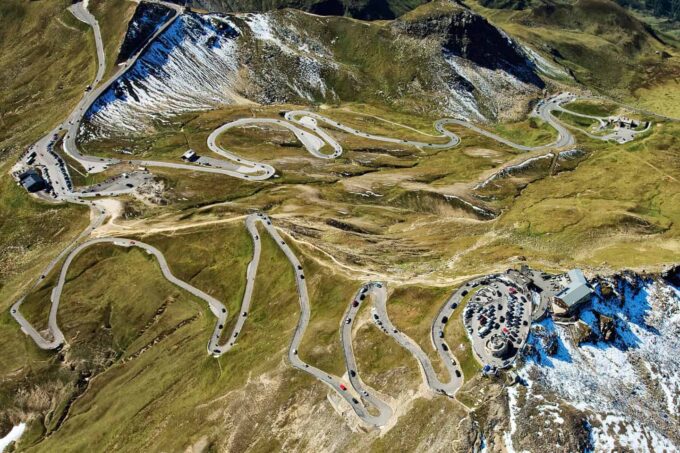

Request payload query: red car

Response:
[340,384,347,391]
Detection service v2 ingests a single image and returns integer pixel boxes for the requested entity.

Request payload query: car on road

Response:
[352,300,359,307]
[455,370,461,378]
[340,384,347,391]
[345,318,351,324]
[441,343,448,351]
[352,398,359,404]
[350,370,356,377]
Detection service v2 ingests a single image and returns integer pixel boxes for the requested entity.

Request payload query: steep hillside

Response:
[511,271,680,451]
[82,2,546,138]
[467,0,680,115]
[166,0,430,19]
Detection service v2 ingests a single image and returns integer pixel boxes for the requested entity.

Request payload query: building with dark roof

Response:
[19,169,47,193]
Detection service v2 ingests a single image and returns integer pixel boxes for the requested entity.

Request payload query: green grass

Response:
[553,110,600,129]
[491,117,558,147]
[0,0,96,155]
[0,162,89,304]
[562,100,619,117]
[90,0,137,80]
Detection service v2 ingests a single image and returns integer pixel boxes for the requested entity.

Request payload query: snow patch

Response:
[0,424,26,452]
[519,277,680,451]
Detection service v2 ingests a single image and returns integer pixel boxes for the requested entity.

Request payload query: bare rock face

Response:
[597,313,616,342]
[392,4,544,87]
[572,320,596,345]
[599,281,615,298]
[163,0,428,20]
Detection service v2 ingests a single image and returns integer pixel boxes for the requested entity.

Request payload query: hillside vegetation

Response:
[0,0,679,450]
[167,0,429,19]
[468,0,680,116]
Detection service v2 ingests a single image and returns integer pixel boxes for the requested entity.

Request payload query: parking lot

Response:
[462,273,533,371]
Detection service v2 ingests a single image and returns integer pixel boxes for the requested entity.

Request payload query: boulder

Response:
[597,313,617,342]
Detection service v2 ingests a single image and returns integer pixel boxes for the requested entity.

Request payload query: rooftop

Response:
[555,269,593,307]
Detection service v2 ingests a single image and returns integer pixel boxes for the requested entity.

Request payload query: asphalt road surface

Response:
[10,0,652,428]
[23,2,646,209]
[11,237,227,354]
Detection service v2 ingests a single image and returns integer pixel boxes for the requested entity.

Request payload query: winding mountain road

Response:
[10,0,655,429]
[10,213,467,427]
[11,236,227,353]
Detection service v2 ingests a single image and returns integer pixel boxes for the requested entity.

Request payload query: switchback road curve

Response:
[11,214,470,428]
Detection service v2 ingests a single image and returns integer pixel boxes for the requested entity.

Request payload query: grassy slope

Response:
[498,121,680,269]
[467,0,680,116]
[0,0,94,155]
[90,0,138,80]
[0,162,89,308]
[1,0,679,449]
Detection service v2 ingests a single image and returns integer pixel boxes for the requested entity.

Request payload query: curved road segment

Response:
[35,2,646,206]
[11,237,228,352]
[10,0,653,429]
[11,213,470,428]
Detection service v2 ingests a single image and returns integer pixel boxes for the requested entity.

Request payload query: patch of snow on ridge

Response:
[503,385,519,453]
[590,414,676,452]
[521,45,569,79]
[519,277,680,452]
[0,423,26,451]
[85,14,242,134]
[243,14,289,50]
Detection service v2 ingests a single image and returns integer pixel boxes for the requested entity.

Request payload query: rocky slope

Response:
[165,0,429,20]
[82,2,548,138]
[504,268,680,452]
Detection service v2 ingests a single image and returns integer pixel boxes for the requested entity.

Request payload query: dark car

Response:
[352,300,359,307]
[455,370,461,378]
[441,316,448,324]
[441,343,448,351]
